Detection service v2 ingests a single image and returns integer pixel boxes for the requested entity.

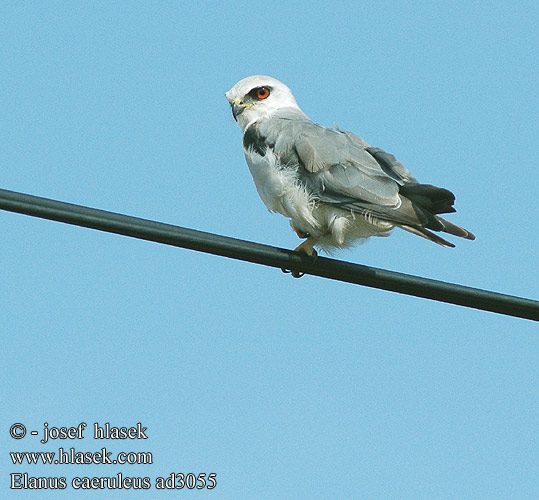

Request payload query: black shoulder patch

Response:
[243,124,267,156]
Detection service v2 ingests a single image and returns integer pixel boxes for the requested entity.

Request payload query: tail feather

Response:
[435,216,476,240]
[399,224,456,248]
[400,183,456,215]
[399,183,475,245]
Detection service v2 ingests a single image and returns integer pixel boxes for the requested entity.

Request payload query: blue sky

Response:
[1,1,537,499]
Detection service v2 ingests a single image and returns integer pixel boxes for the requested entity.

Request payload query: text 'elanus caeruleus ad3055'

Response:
[226,75,475,277]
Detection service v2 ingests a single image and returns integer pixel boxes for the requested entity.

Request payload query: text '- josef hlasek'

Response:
[39,422,148,443]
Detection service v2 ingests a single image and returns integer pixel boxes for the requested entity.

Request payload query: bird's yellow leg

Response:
[293,237,318,257]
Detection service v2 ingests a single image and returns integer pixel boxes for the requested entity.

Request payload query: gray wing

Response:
[246,112,474,245]
[255,112,416,208]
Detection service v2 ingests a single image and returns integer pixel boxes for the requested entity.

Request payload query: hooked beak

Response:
[231,99,246,121]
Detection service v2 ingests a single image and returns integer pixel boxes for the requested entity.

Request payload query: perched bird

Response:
[226,75,475,273]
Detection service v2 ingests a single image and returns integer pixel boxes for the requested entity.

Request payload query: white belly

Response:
[244,149,392,251]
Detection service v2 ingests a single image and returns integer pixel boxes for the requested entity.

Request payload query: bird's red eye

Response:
[248,86,271,100]
[256,87,270,100]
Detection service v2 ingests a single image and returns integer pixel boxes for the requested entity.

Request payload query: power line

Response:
[0,187,537,322]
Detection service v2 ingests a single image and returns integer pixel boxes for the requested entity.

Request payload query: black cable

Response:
[0,188,537,322]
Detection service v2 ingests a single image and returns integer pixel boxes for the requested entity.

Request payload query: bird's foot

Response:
[281,239,318,278]
[293,239,318,257]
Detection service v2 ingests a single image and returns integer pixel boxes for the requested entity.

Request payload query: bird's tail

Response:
[399,183,476,245]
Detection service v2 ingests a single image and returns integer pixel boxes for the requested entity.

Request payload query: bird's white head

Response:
[225,75,301,131]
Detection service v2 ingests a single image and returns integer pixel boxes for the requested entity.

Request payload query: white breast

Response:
[244,148,321,234]
[243,148,393,250]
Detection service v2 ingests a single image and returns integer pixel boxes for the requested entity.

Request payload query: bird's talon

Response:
[281,267,305,278]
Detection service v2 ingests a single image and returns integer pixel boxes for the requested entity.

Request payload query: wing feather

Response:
[249,111,474,242]
[258,114,402,206]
